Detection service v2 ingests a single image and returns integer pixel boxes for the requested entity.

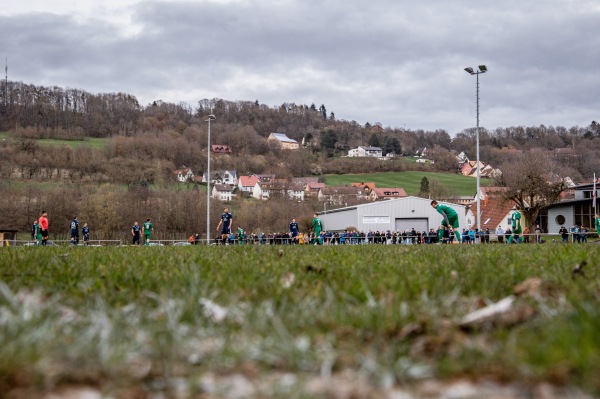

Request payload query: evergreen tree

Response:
[368,133,380,148]
[319,104,327,120]
[320,129,338,157]
[382,136,401,155]
[418,177,430,198]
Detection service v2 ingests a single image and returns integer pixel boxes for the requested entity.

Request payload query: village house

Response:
[211,184,236,201]
[291,176,319,186]
[268,133,300,150]
[369,187,408,201]
[351,182,377,196]
[468,192,517,234]
[318,186,364,205]
[460,160,501,179]
[211,145,232,154]
[202,170,237,185]
[305,182,326,198]
[236,175,260,192]
[347,146,383,158]
[541,179,599,234]
[173,167,194,183]
[252,180,305,201]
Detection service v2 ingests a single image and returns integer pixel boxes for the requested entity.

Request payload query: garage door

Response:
[395,218,429,232]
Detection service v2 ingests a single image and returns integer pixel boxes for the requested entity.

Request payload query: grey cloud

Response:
[1,0,600,133]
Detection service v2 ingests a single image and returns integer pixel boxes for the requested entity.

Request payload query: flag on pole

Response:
[593,173,597,209]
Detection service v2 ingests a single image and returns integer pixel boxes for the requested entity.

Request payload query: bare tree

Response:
[497,148,569,228]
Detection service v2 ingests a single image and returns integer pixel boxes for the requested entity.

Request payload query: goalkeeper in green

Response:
[431,200,461,243]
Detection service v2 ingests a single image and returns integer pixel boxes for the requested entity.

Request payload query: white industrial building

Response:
[318,196,469,232]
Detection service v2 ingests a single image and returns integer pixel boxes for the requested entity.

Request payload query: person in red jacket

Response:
[39,210,49,246]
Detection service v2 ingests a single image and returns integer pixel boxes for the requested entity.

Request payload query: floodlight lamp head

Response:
[207,114,216,121]
[478,65,488,72]
[464,67,475,75]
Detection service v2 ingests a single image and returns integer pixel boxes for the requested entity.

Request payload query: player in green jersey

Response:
[595,213,600,239]
[143,218,154,246]
[507,207,523,244]
[431,200,461,243]
[312,213,323,245]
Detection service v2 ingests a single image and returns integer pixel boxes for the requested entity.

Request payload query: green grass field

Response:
[36,137,108,149]
[0,131,108,149]
[323,171,493,196]
[1,244,598,398]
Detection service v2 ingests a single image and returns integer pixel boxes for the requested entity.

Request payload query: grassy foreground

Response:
[1,244,599,397]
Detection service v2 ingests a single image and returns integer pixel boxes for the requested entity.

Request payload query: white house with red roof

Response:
[237,175,260,192]
[173,167,194,183]
[369,187,408,201]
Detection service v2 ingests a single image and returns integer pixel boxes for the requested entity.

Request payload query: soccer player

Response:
[237,227,245,245]
[82,223,90,245]
[430,200,461,243]
[289,218,299,244]
[70,216,80,245]
[131,221,141,245]
[507,207,522,244]
[31,220,40,245]
[216,207,233,245]
[142,218,153,246]
[39,210,49,246]
[312,213,323,245]
[595,214,600,239]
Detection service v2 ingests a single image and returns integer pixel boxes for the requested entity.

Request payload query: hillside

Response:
[324,171,493,196]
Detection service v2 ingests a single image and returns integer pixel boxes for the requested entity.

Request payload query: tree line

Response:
[1,79,599,237]
[2,80,600,179]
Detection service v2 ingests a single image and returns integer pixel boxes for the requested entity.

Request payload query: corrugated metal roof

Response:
[270,133,298,143]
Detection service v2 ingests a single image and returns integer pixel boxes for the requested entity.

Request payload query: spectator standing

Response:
[580,226,588,243]
[39,211,49,246]
[82,223,90,245]
[468,228,475,244]
[535,225,543,243]
[559,225,569,243]
[504,228,512,244]
[31,220,40,245]
[571,225,581,243]
[496,226,504,244]
[523,227,530,243]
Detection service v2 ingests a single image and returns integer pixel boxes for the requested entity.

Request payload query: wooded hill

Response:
[0,80,598,239]
[1,79,600,184]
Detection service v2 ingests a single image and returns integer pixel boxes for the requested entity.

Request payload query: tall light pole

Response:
[464,65,487,242]
[206,114,216,245]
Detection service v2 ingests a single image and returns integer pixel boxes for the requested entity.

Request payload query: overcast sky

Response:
[2,0,600,134]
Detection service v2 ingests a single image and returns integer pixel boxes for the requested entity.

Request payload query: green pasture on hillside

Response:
[36,136,108,149]
[0,244,599,397]
[324,171,494,196]
[0,131,108,149]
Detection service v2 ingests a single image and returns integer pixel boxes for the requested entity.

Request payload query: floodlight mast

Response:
[464,65,487,242]
[206,114,216,245]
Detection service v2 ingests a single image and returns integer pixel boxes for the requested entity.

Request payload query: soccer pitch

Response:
[1,244,598,398]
